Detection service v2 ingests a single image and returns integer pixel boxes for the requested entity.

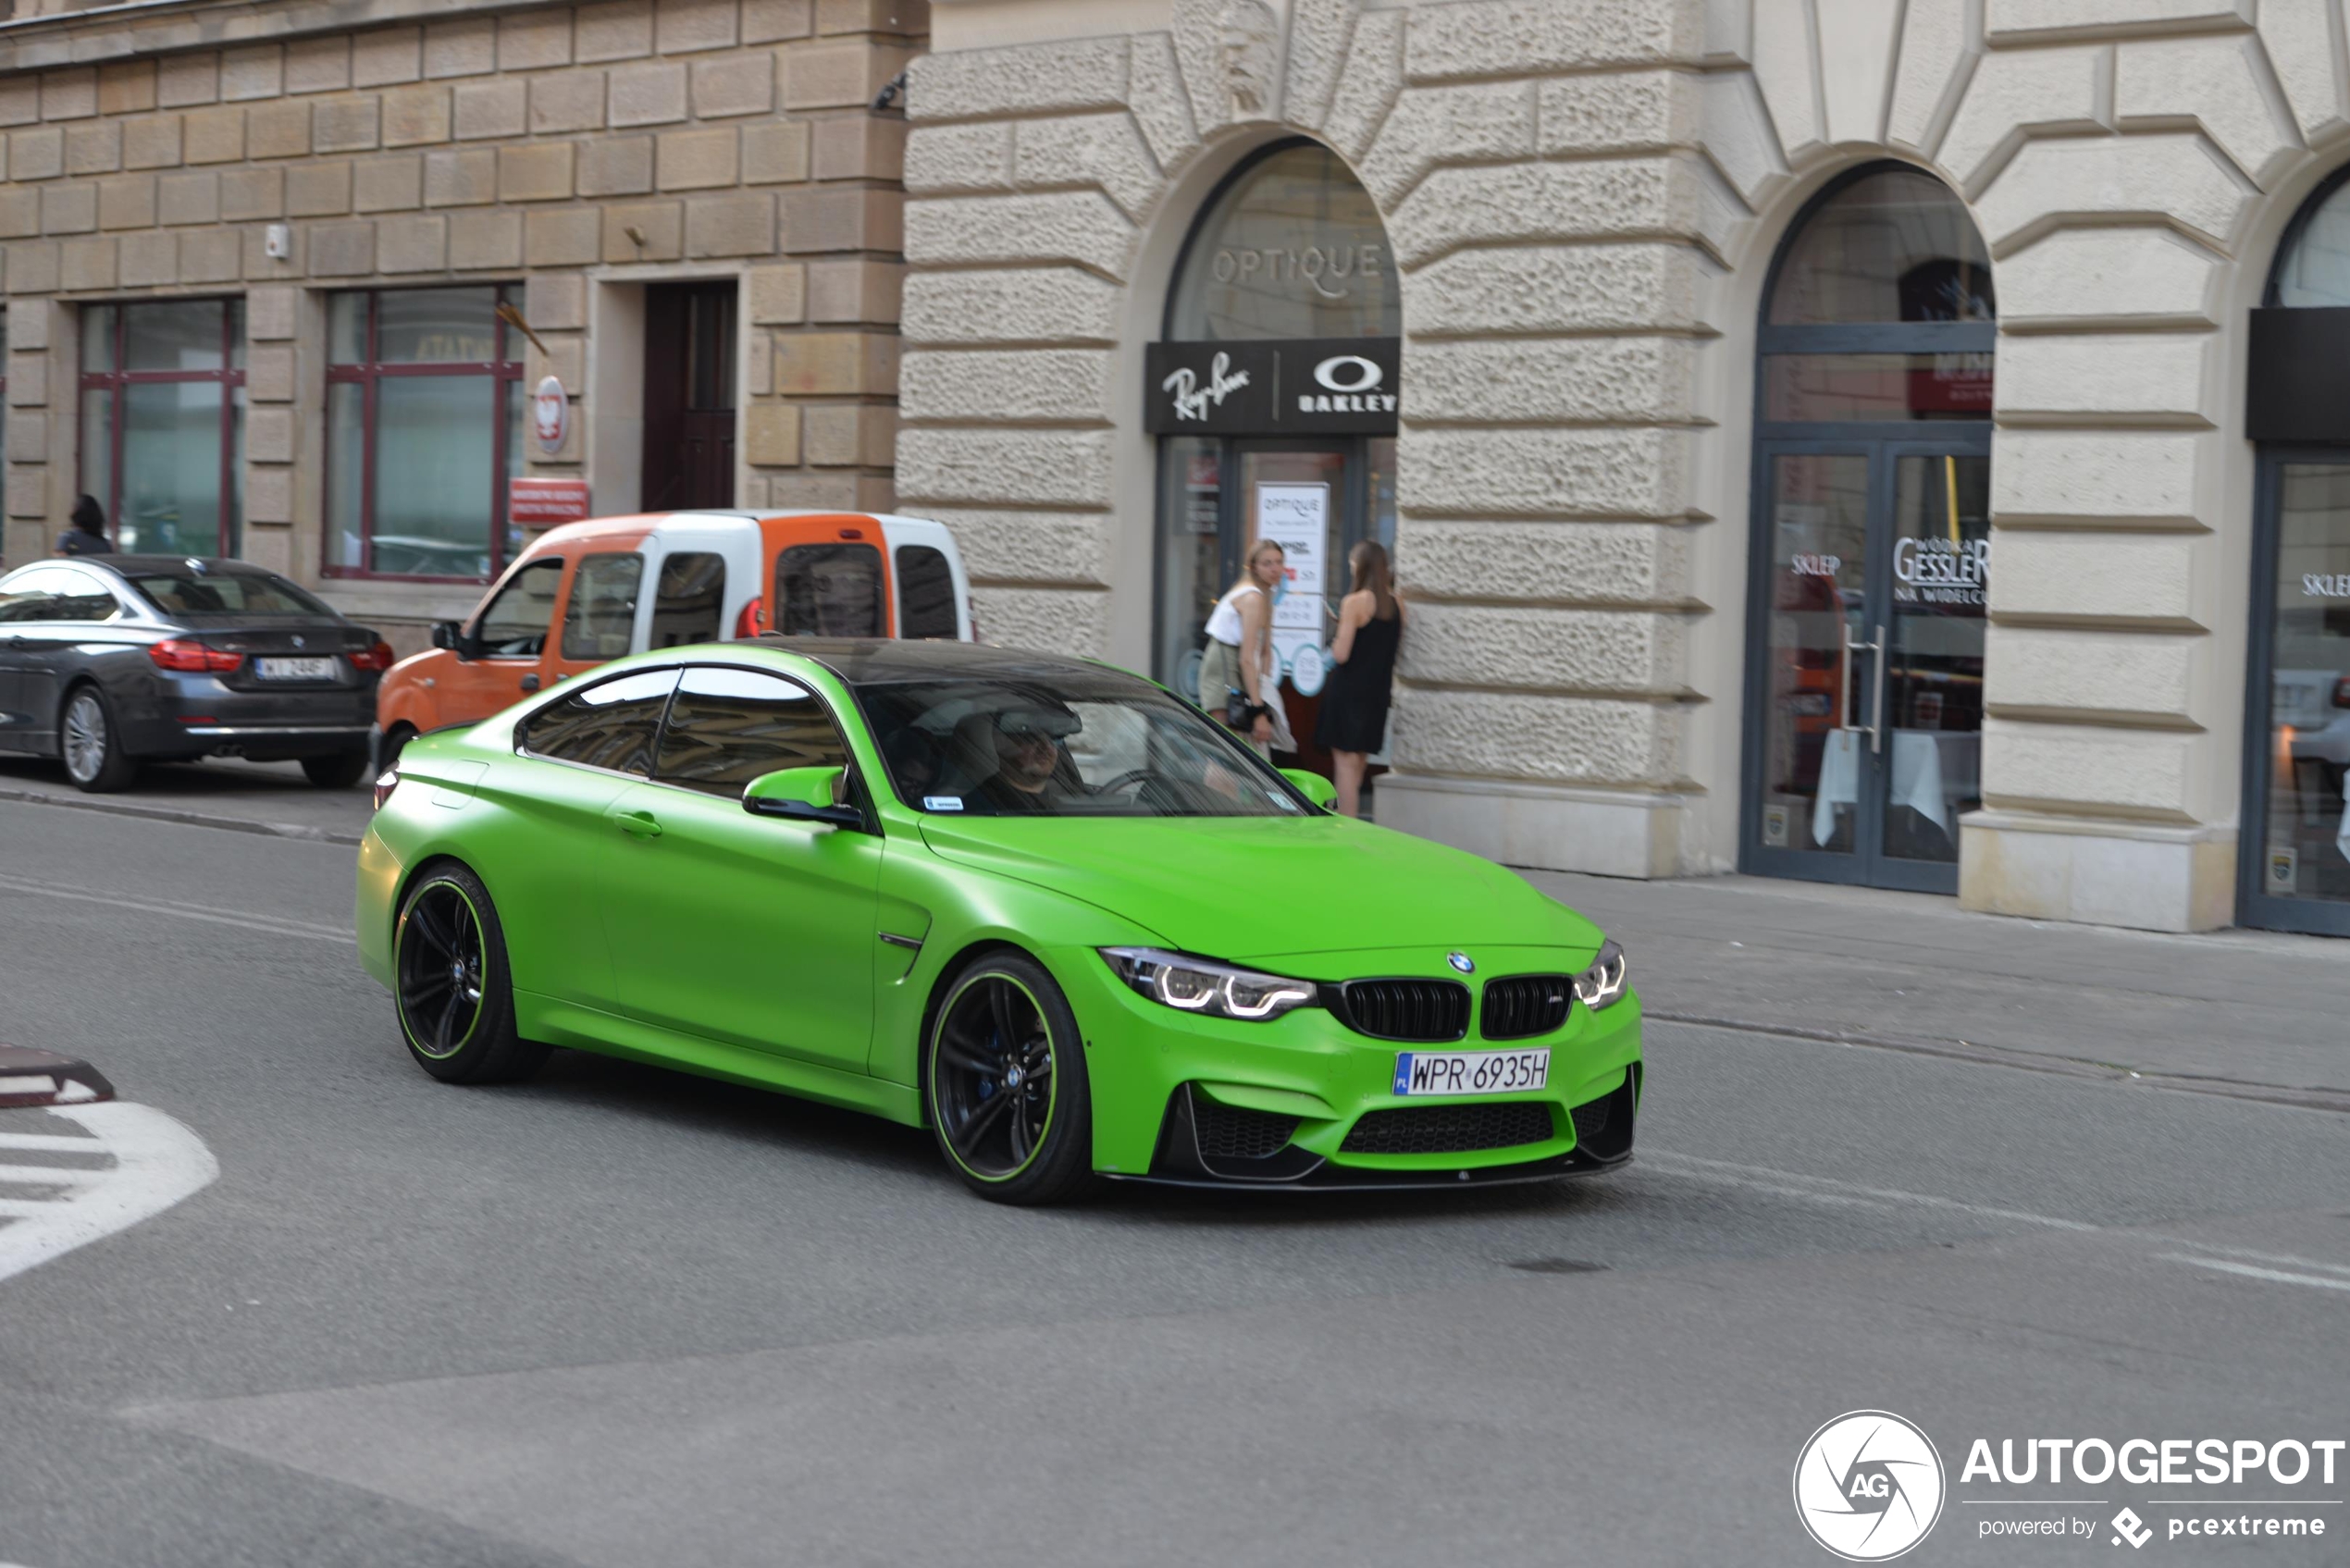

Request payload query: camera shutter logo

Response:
[1793,1411,1946,1561]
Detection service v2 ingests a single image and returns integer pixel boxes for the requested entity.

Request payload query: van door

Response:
[553,549,646,682]
[438,555,566,719]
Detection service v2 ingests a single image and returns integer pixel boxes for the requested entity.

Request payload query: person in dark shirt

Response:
[56,495,109,557]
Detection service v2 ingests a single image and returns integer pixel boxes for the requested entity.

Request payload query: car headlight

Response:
[1573,939,1628,1012]
[1101,947,1318,1022]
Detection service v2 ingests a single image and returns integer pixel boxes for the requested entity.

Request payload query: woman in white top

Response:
[1197,538,1284,754]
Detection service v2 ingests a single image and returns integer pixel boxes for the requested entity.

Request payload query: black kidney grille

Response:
[1341,1102,1556,1155]
[1480,975,1571,1040]
[1192,1095,1299,1162]
[1336,980,1470,1043]
[1570,1096,1612,1142]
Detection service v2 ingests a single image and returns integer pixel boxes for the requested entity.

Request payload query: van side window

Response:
[476,559,565,657]
[651,552,726,648]
[562,552,644,660]
[654,665,849,797]
[896,545,958,639]
[777,543,884,638]
[517,667,677,775]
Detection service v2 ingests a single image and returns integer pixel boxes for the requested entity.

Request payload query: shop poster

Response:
[1255,482,1330,685]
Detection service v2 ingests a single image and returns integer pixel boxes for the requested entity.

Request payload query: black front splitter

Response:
[1103,1150,1633,1193]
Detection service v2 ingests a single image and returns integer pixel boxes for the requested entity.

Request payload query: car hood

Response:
[916,813,1603,971]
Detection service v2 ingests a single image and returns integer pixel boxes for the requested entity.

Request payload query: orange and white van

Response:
[373,510,972,768]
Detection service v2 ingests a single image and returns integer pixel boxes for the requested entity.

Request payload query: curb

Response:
[0,785,365,847]
[1651,1009,2350,1117]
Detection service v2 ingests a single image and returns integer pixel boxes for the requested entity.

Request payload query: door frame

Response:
[1149,433,1373,691]
[1739,427,1992,895]
[2237,445,2350,936]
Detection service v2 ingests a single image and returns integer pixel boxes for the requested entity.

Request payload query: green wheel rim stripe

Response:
[931,971,1058,1184]
[395,880,489,1060]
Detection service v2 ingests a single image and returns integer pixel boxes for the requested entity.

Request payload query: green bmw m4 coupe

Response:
[356,639,1642,1204]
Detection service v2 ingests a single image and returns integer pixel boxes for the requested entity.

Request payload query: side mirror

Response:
[430,620,476,659]
[744,765,864,828]
[1280,768,1338,810]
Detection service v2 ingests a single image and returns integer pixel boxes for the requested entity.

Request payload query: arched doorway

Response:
[2241,169,2350,935]
[1740,164,1996,894]
[1146,140,1401,763]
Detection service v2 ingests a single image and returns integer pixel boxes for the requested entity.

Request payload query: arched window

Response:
[1149,142,1400,735]
[1743,166,1995,896]
[2242,167,2350,934]
[1166,142,1400,341]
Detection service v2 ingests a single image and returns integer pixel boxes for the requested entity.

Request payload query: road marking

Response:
[1641,1150,2100,1232]
[2160,1253,2350,1293]
[2160,1241,2350,1278]
[0,1104,218,1284]
[0,871,352,945]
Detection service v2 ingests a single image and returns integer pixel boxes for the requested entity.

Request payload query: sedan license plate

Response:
[1392,1048,1549,1097]
[255,656,340,682]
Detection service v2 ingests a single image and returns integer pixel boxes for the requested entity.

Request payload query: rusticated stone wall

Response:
[899,0,2350,931]
[0,0,918,631]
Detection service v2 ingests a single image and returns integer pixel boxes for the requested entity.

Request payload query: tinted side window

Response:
[896,545,958,639]
[48,570,122,623]
[0,568,70,623]
[518,667,676,775]
[476,559,565,657]
[651,551,725,648]
[562,552,644,661]
[777,543,884,637]
[654,665,848,797]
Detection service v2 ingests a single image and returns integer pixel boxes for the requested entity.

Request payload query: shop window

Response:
[1743,166,1994,897]
[1152,140,1401,746]
[1168,143,1400,341]
[79,299,247,556]
[2243,166,2350,934]
[326,286,524,582]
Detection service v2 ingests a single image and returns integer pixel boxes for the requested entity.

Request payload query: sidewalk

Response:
[0,755,370,845]
[1522,868,2350,1108]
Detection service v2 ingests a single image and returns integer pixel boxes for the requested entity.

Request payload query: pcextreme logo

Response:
[1794,1411,1948,1562]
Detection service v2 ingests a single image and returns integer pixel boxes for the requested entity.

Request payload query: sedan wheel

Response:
[60,687,136,793]
[393,865,549,1084]
[926,954,1093,1204]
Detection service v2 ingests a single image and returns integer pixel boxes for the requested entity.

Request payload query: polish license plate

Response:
[256,656,340,682]
[1392,1048,1550,1097]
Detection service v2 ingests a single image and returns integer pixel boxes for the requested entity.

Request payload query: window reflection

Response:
[1767,168,1995,326]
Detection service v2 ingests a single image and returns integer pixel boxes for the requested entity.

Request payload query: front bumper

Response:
[1055,945,1644,1189]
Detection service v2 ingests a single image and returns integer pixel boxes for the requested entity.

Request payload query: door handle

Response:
[1844,624,1886,754]
[520,673,541,692]
[616,809,662,840]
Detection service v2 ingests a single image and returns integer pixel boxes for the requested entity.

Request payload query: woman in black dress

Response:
[1316,540,1403,818]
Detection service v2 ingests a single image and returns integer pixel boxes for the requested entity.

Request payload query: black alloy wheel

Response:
[393,865,548,1084]
[926,953,1093,1204]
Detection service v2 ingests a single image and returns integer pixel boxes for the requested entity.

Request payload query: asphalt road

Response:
[0,795,2345,1567]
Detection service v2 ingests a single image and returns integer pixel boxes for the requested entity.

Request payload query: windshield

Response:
[126,569,335,619]
[857,671,1309,818]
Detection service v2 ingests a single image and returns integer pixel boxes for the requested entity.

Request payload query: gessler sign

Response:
[1144,338,1400,437]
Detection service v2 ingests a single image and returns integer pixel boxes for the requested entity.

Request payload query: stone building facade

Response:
[895,0,2350,935]
[0,0,920,632]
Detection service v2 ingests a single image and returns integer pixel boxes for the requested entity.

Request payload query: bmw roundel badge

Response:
[1446,952,1475,974]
